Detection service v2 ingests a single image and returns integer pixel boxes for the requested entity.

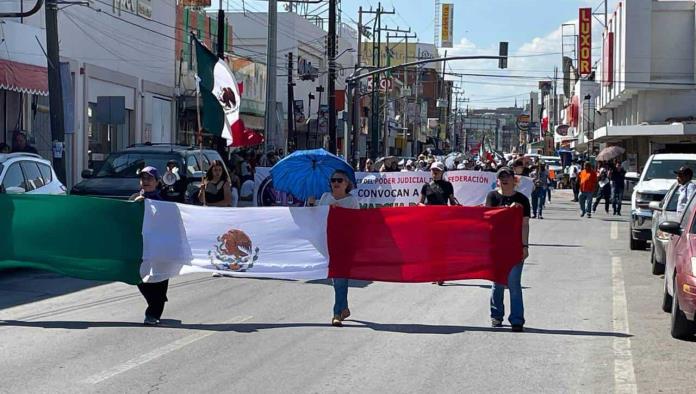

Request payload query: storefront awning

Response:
[0,59,48,96]
[593,123,696,143]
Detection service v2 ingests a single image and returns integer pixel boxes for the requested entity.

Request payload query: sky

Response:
[339,0,617,109]
[229,0,618,109]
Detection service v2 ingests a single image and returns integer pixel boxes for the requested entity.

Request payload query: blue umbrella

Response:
[270,149,356,201]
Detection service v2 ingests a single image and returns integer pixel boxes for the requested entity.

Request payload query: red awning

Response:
[0,58,48,96]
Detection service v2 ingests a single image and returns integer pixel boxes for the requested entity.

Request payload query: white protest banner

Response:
[254,167,533,208]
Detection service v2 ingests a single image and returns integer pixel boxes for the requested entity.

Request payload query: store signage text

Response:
[578,8,592,75]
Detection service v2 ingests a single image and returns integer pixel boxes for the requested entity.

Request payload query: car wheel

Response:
[670,275,695,339]
[662,275,673,313]
[651,247,665,275]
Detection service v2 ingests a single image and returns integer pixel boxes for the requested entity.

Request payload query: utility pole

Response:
[287,52,295,150]
[350,6,364,168]
[385,29,415,157]
[364,4,395,159]
[439,50,448,152]
[216,0,225,59]
[328,0,337,153]
[264,0,278,154]
[214,0,227,157]
[45,0,66,183]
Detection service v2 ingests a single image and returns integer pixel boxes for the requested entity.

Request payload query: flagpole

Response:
[192,34,206,205]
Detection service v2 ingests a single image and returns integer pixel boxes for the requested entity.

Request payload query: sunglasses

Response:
[330,178,345,184]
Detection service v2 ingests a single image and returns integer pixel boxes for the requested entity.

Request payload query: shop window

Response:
[87,103,134,170]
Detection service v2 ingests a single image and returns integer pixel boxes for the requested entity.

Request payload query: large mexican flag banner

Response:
[0,195,523,285]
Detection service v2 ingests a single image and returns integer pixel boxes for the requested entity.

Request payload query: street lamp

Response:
[336,48,356,59]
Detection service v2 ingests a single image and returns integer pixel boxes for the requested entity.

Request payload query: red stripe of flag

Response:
[327,206,523,284]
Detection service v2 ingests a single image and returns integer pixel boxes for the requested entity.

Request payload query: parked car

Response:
[648,180,680,275]
[630,153,696,250]
[0,153,66,195]
[658,193,696,339]
[70,144,229,203]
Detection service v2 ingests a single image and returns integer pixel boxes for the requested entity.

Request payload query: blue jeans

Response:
[490,262,525,326]
[333,278,349,316]
[579,191,593,215]
[531,187,546,216]
[612,187,624,214]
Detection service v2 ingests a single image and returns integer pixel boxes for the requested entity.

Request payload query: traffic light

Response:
[498,42,508,69]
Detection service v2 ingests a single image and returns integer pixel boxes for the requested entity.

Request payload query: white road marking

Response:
[611,222,619,240]
[612,257,637,394]
[82,315,253,385]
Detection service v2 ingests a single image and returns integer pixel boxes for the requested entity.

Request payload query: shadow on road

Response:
[530,243,582,248]
[438,283,530,289]
[0,319,633,338]
[0,269,103,311]
[304,279,373,288]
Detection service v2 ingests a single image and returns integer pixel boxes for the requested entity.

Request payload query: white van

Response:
[630,153,696,250]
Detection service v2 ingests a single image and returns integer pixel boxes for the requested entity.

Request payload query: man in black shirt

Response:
[418,161,458,206]
[419,161,459,286]
[485,166,530,332]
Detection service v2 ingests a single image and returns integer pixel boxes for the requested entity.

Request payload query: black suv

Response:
[71,144,229,203]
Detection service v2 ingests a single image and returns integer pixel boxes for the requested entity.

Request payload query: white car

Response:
[630,153,696,250]
[0,153,66,195]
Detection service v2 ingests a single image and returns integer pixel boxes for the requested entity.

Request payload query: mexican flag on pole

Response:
[194,36,244,147]
[0,195,523,285]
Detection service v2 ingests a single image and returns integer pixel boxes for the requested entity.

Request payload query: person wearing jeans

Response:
[531,186,546,219]
[485,167,531,332]
[309,169,360,327]
[610,161,626,215]
[578,162,598,218]
[491,262,525,329]
[529,163,549,219]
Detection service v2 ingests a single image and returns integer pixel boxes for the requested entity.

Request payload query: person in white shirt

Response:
[308,170,359,327]
[568,161,580,202]
[675,166,696,213]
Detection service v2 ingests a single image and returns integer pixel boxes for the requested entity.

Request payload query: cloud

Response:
[444,15,606,109]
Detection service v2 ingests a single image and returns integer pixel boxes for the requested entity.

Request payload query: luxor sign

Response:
[578,8,592,76]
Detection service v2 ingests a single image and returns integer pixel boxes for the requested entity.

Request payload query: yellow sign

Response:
[441,4,453,48]
[359,43,439,68]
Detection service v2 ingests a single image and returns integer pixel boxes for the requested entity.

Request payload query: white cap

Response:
[430,161,445,172]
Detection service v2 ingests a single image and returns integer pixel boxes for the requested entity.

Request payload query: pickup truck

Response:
[630,153,696,250]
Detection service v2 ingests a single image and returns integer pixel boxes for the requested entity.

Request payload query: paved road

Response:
[1,190,694,393]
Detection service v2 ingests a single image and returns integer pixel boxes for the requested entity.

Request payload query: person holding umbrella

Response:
[308,169,359,327]
[270,149,359,327]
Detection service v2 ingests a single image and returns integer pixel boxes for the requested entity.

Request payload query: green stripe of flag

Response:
[0,195,144,285]
[195,38,225,137]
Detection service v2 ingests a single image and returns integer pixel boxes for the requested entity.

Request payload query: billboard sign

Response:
[578,8,592,75]
[516,114,530,131]
[441,4,454,48]
[603,32,614,87]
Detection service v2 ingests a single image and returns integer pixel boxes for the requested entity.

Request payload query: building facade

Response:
[595,0,696,168]
[4,0,178,187]
[226,12,357,153]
